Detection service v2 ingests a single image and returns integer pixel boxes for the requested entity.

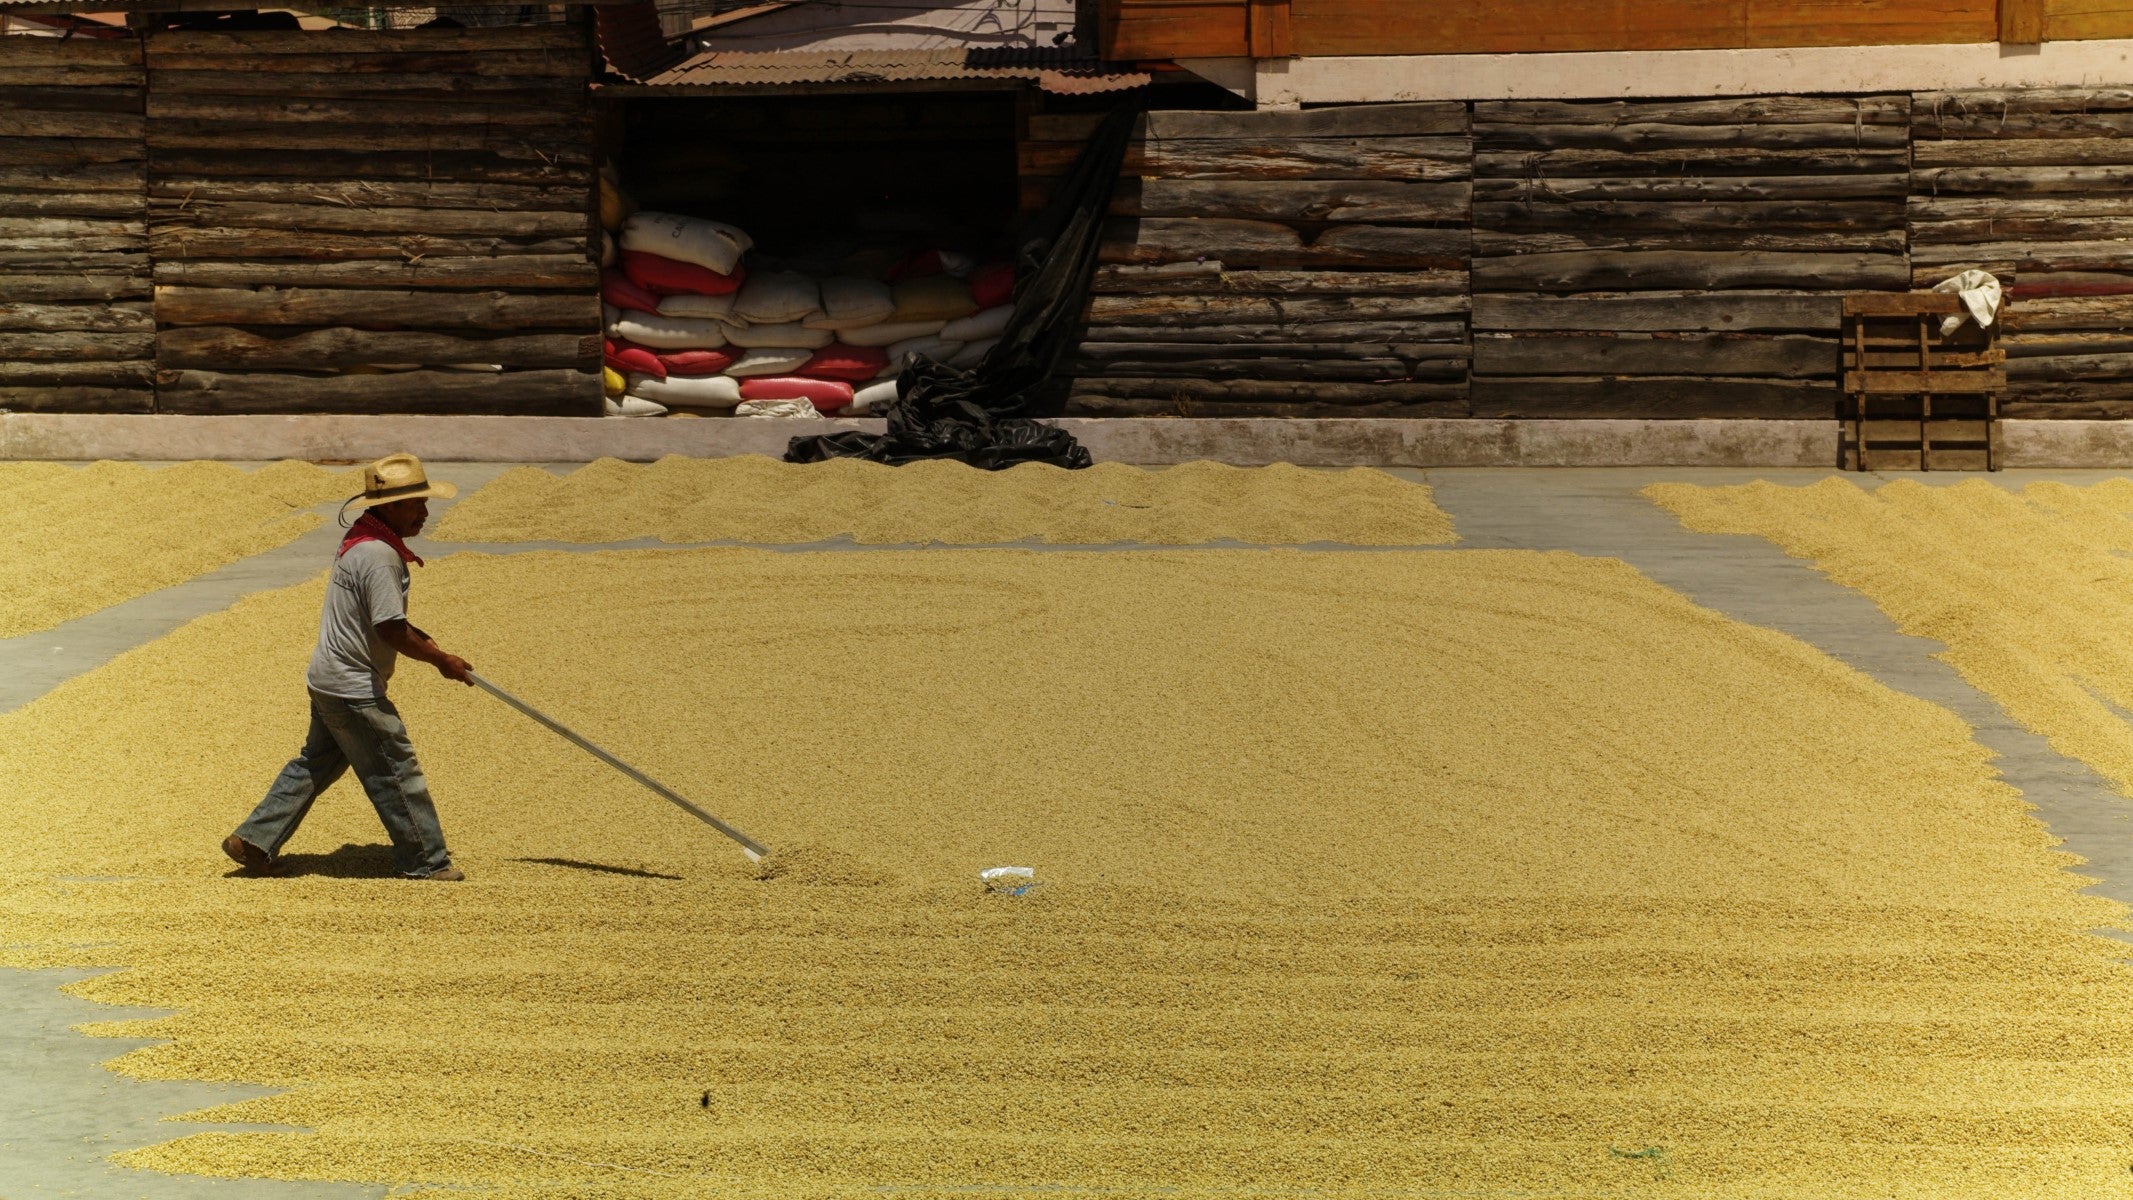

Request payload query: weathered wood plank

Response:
[1101,218,1465,269]
[1471,293,1842,332]
[148,68,579,99]
[0,163,144,195]
[0,331,154,362]
[0,302,153,333]
[1075,341,1470,362]
[1091,264,1470,296]
[157,326,596,370]
[1477,199,1901,232]
[1475,228,1908,255]
[1845,370,2004,391]
[1064,396,1467,418]
[1910,195,2133,220]
[1913,138,2133,168]
[2005,351,2133,380]
[0,137,142,166]
[0,67,143,88]
[0,192,145,218]
[0,85,141,112]
[1912,214,2133,243]
[0,216,144,240]
[143,121,593,156]
[2001,295,2133,330]
[152,256,596,290]
[1476,96,1911,127]
[1915,87,2133,117]
[146,27,587,54]
[2004,395,2133,417]
[1290,0,1996,57]
[1911,165,2133,193]
[1480,122,1910,152]
[150,201,588,239]
[1087,293,1474,326]
[1022,137,1471,182]
[148,228,587,261]
[1474,174,1910,202]
[145,95,583,129]
[147,177,588,212]
[1914,110,2133,140]
[1469,376,1838,418]
[0,273,150,303]
[1473,333,1837,377]
[154,368,599,415]
[147,148,586,186]
[0,39,141,67]
[0,386,152,414]
[1476,147,1908,178]
[0,360,154,386]
[153,286,596,331]
[0,111,143,140]
[1125,178,1470,223]
[0,246,148,269]
[1474,250,1910,292]
[1081,321,1470,344]
[1065,376,1466,404]
[1068,356,1447,381]
[1029,103,1469,142]
[1912,239,2133,269]
[142,50,586,77]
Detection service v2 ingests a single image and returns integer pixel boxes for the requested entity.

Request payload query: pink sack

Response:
[660,348,738,376]
[797,343,889,382]
[621,250,746,297]
[969,262,1014,310]
[600,269,662,314]
[603,337,665,380]
[737,376,855,412]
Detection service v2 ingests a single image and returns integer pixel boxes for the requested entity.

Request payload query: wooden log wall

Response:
[1913,87,2133,418]
[1467,96,1911,419]
[0,37,152,413]
[1025,104,1472,418]
[144,26,602,416]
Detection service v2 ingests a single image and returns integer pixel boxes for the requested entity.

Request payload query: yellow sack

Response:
[598,168,635,232]
[602,366,625,396]
[889,275,978,324]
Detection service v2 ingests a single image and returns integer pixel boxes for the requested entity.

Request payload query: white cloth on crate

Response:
[733,398,824,419]
[1931,269,2003,338]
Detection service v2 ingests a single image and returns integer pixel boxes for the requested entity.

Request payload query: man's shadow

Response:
[221,843,681,880]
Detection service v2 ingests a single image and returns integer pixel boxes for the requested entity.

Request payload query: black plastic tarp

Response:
[785,106,1141,470]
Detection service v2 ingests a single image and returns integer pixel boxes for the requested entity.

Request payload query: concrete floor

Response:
[4,463,2131,1198]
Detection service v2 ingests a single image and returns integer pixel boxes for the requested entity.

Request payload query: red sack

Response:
[796,343,888,382]
[600,269,662,314]
[660,348,738,376]
[738,376,855,412]
[603,337,665,380]
[621,250,745,297]
[969,262,1014,310]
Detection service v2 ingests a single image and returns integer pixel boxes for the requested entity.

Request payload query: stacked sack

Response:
[597,174,1013,419]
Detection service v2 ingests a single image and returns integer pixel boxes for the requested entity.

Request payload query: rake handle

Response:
[469,672,768,862]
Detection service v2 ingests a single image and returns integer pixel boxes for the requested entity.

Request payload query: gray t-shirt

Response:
[306,539,410,700]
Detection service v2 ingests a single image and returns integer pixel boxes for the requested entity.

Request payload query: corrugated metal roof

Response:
[619,47,1150,93]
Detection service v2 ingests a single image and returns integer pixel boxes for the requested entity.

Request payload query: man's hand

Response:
[435,653,475,686]
[377,619,475,687]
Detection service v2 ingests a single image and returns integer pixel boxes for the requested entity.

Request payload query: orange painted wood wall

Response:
[1104,0,2133,60]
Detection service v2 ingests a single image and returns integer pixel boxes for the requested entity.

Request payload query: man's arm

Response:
[377,618,474,685]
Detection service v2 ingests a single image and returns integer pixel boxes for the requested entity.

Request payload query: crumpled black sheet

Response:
[786,107,1140,471]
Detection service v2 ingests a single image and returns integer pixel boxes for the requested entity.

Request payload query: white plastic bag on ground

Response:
[611,311,729,350]
[727,321,833,350]
[840,318,947,348]
[733,398,824,418]
[941,305,1011,343]
[724,348,813,377]
[807,276,895,330]
[630,373,742,408]
[620,211,752,276]
[733,270,821,325]
[658,292,739,322]
[848,378,899,415]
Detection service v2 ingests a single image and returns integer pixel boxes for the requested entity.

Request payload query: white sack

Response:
[726,322,834,350]
[620,211,753,276]
[658,292,739,322]
[629,373,742,408]
[840,318,947,348]
[806,276,895,331]
[848,378,899,415]
[610,311,729,350]
[724,348,813,377]
[732,270,821,325]
[605,395,668,417]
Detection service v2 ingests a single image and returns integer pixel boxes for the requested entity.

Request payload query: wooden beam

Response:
[1288,0,1997,56]
[1104,0,1249,59]
[2001,0,2046,41]
[1247,0,1295,56]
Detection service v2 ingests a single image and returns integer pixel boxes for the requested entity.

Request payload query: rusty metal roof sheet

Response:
[616,47,1150,94]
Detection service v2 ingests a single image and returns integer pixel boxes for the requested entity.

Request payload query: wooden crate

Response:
[1841,291,2004,471]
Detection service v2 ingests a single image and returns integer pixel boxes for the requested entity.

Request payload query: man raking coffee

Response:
[223,452,474,880]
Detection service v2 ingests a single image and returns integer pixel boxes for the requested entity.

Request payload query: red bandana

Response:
[339,511,424,567]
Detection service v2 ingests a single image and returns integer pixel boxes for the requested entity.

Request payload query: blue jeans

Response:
[234,690,453,877]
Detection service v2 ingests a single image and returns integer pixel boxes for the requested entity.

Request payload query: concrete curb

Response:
[0,413,1861,466]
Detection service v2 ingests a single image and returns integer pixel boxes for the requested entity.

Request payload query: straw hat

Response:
[346,452,458,513]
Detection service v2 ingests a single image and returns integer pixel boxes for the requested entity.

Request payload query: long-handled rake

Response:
[470,672,768,862]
